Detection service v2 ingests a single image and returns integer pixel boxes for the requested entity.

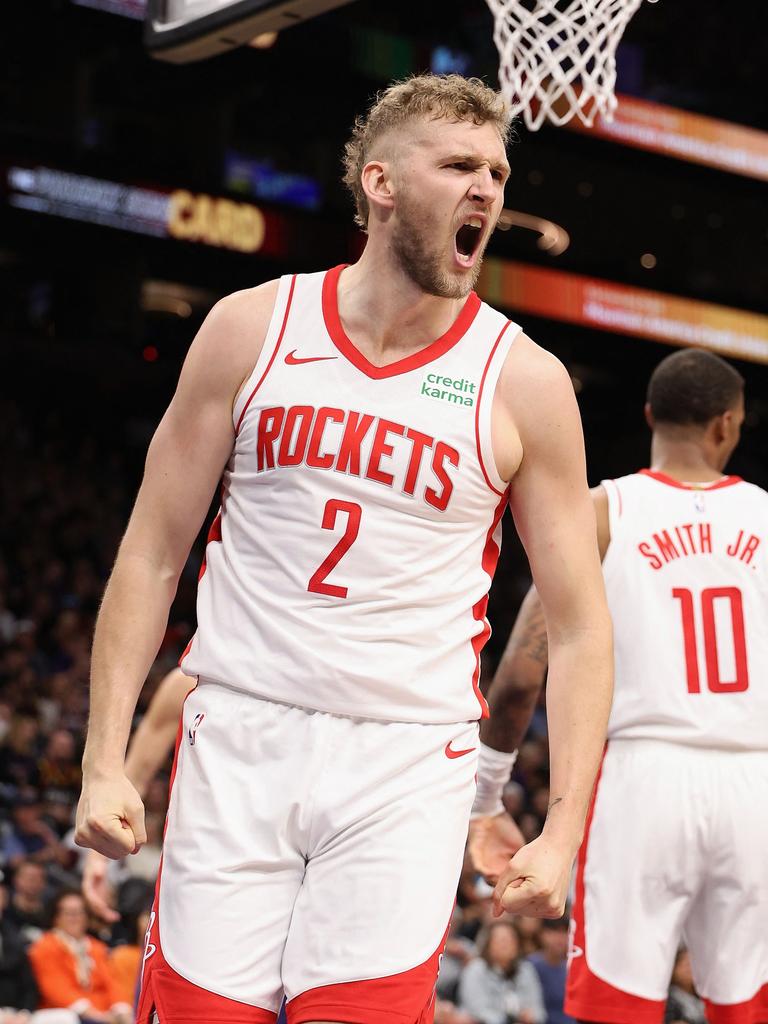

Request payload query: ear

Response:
[361,159,395,218]
[643,402,655,430]
[713,409,731,443]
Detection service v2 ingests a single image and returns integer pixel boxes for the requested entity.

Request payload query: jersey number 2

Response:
[307,499,362,599]
[672,586,749,693]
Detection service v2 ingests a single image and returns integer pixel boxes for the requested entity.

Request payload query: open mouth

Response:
[455,217,484,266]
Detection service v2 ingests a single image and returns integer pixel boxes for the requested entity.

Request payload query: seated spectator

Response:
[0,884,77,1024]
[38,733,81,819]
[458,919,546,1024]
[527,917,573,1024]
[28,890,131,1024]
[0,792,62,872]
[5,860,48,946]
[0,714,40,794]
[665,949,706,1024]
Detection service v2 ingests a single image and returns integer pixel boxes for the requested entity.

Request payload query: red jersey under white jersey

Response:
[181,265,520,724]
[602,469,768,749]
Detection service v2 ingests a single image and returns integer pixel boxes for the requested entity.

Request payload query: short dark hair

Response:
[47,887,85,928]
[647,349,744,426]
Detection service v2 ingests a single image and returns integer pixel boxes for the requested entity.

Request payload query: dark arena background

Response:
[1,2,767,1022]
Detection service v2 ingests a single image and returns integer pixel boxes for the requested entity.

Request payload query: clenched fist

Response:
[492,833,575,919]
[75,773,147,859]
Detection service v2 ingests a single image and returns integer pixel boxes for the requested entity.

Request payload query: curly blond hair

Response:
[343,74,512,231]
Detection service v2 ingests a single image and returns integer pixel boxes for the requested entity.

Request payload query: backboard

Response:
[145,0,355,62]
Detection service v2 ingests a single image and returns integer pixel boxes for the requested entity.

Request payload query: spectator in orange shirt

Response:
[28,891,131,1024]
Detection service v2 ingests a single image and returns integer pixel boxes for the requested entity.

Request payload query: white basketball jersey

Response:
[603,469,768,749]
[181,265,520,724]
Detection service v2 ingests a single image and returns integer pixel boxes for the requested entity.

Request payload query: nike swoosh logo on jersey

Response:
[445,741,477,759]
[285,350,338,365]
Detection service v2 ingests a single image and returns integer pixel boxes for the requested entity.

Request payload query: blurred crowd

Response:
[0,397,705,1024]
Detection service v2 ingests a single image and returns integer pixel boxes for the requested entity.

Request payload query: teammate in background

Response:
[476,349,768,1024]
[82,668,192,922]
[75,74,612,1024]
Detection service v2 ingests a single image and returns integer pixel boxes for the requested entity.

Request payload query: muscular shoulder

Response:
[498,333,579,450]
[200,279,280,371]
[178,278,280,409]
[498,333,573,413]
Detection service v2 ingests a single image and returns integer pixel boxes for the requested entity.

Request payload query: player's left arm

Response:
[492,336,613,917]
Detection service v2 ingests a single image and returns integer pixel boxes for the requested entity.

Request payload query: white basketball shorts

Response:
[136,679,479,1024]
[565,738,768,1024]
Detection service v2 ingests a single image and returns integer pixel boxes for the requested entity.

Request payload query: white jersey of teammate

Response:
[182,265,520,724]
[602,469,768,750]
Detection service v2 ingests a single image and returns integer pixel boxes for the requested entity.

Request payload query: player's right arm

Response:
[469,485,610,881]
[75,282,279,860]
[82,668,193,919]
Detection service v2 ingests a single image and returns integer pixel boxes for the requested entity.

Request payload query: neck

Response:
[649,435,724,483]
[337,245,468,363]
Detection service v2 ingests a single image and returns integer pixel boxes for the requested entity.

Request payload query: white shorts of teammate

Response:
[136,679,479,1024]
[565,738,768,1024]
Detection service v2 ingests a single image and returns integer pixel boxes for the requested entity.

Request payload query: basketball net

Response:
[486,0,647,130]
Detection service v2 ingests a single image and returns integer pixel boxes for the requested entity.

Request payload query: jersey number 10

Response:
[672,586,749,693]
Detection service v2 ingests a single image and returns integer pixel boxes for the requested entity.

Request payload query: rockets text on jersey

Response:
[181,265,521,724]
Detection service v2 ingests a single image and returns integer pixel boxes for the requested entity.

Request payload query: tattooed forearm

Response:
[516,609,548,666]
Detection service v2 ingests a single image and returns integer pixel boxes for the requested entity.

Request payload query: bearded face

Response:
[391,181,488,300]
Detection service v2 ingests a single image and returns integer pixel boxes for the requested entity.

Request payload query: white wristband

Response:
[470,743,518,819]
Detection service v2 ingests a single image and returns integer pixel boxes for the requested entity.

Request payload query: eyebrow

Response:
[441,152,511,176]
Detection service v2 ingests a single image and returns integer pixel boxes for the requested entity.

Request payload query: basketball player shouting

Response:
[478,349,768,1024]
[75,75,612,1024]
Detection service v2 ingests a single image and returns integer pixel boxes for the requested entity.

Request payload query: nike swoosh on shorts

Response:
[444,741,477,759]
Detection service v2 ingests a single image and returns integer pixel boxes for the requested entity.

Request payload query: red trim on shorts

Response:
[235,274,297,435]
[639,468,742,491]
[474,319,513,497]
[286,921,450,1024]
[469,489,509,719]
[565,744,666,1024]
[321,264,481,380]
[704,983,768,1024]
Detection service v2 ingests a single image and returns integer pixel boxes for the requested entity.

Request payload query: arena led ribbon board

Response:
[569,95,768,183]
[145,0,355,62]
[478,259,768,365]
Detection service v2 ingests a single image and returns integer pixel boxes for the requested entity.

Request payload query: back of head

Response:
[343,74,511,231]
[647,348,744,427]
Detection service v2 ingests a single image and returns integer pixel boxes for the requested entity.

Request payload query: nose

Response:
[468,167,496,205]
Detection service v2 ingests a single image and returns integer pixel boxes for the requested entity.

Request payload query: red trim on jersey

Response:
[604,478,622,517]
[704,983,768,1024]
[474,320,514,498]
[469,490,509,719]
[565,745,666,1024]
[235,275,297,435]
[321,264,481,380]
[180,504,225,669]
[639,468,743,491]
[136,688,277,1024]
[286,919,451,1024]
